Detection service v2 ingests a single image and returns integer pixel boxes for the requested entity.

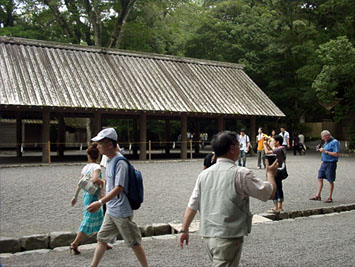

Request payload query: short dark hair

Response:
[274,134,283,145]
[211,131,239,157]
[102,138,117,149]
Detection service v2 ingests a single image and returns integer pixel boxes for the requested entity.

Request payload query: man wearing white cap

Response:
[87,128,148,267]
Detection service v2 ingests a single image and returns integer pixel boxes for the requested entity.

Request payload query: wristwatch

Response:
[98,199,104,207]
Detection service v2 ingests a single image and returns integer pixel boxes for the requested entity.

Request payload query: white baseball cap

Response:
[91,128,117,142]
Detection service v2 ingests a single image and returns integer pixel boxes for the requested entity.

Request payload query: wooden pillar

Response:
[42,110,50,163]
[86,118,92,146]
[139,113,147,160]
[133,118,138,156]
[165,119,171,155]
[16,114,22,157]
[250,116,256,150]
[217,116,224,133]
[193,119,200,154]
[180,114,187,159]
[57,115,65,157]
[93,111,102,137]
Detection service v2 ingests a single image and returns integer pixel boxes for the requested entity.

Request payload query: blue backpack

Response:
[112,155,144,210]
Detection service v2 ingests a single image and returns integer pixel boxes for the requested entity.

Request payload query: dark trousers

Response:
[273,176,284,202]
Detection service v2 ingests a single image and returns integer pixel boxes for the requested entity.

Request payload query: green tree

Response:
[0,0,16,27]
[3,0,138,47]
[312,36,355,121]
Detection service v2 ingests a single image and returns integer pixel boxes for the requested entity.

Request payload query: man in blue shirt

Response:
[87,128,148,267]
[310,130,339,203]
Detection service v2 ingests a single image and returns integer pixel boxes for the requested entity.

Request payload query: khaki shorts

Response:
[97,213,141,247]
[203,236,244,267]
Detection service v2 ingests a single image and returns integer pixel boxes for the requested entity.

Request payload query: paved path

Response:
[1,152,354,238]
[2,210,355,266]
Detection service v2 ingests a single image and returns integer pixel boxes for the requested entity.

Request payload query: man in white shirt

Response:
[178,131,277,266]
[238,129,250,167]
[280,127,290,148]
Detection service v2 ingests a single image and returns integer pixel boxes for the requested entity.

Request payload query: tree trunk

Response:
[107,0,137,48]
[43,0,74,39]
[82,0,102,46]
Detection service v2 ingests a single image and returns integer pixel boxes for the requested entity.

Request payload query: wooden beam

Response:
[217,116,224,133]
[180,114,187,159]
[16,114,22,157]
[250,116,256,153]
[133,118,138,156]
[139,113,147,160]
[57,114,65,157]
[194,119,200,154]
[165,119,171,155]
[42,110,50,163]
[93,111,102,136]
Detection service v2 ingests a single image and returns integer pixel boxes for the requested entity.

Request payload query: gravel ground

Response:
[2,210,355,266]
[1,152,355,239]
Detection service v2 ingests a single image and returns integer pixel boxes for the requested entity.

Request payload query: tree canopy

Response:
[1,0,354,135]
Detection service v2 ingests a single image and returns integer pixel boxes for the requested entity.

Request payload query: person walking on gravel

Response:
[310,130,339,203]
[87,128,148,267]
[70,143,105,255]
[179,131,277,266]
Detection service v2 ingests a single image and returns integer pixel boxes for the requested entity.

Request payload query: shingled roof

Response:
[0,36,284,117]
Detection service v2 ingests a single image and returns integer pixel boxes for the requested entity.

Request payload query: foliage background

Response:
[1,0,354,143]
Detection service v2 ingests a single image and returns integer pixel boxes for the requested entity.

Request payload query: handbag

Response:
[78,173,99,195]
[278,165,288,180]
[277,148,288,180]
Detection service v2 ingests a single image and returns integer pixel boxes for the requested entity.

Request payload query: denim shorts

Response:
[318,162,337,182]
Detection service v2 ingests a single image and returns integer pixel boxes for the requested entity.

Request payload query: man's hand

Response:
[178,233,189,249]
[87,201,100,213]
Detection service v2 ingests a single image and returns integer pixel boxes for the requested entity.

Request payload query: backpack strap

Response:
[112,154,130,197]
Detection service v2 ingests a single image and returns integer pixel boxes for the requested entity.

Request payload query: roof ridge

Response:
[0,36,244,69]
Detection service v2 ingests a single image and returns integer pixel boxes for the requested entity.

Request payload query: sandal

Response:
[324,198,333,203]
[309,196,321,201]
[70,244,80,255]
[268,208,280,214]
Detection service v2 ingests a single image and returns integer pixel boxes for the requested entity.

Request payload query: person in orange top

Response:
[256,128,266,169]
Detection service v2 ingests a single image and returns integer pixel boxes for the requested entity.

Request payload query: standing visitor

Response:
[264,135,287,213]
[309,130,339,203]
[87,128,148,267]
[256,128,266,169]
[203,152,217,170]
[292,132,301,155]
[298,132,306,154]
[70,143,105,255]
[271,129,276,138]
[238,129,250,167]
[280,127,290,149]
[179,131,277,266]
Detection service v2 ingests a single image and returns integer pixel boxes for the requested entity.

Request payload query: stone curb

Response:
[259,203,355,221]
[1,204,355,255]
[0,223,175,254]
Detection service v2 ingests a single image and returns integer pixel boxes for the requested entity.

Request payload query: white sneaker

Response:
[257,166,261,169]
